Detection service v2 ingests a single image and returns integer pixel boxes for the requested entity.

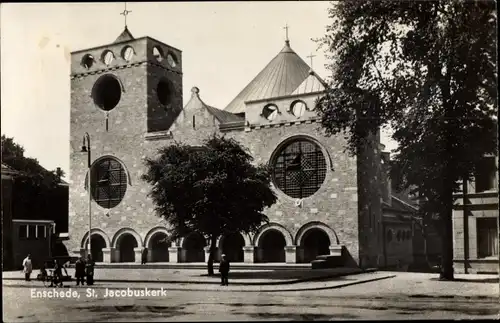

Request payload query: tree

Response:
[1,134,66,220]
[316,1,497,280]
[142,135,277,275]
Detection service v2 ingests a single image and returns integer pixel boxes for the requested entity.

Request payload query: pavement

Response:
[3,271,499,321]
[2,266,373,285]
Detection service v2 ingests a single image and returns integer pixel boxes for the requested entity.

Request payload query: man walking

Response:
[219,254,230,286]
[22,254,32,281]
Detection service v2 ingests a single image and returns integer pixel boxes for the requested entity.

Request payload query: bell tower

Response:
[67,20,183,257]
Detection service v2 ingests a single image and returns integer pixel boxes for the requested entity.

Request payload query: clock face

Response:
[167,54,177,67]
[123,47,134,61]
[292,101,307,118]
[104,51,114,65]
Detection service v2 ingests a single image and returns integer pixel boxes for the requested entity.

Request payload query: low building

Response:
[12,219,55,269]
[453,155,499,274]
[2,163,19,270]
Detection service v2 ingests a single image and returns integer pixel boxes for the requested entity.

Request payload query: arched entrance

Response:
[300,228,330,263]
[220,232,245,262]
[149,232,170,262]
[182,232,206,262]
[86,235,106,262]
[258,229,286,263]
[117,233,138,262]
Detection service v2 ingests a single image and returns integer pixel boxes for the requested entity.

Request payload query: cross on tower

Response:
[307,53,317,69]
[120,2,132,28]
[283,23,289,42]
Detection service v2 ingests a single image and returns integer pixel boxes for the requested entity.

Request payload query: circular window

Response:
[92,74,122,111]
[102,50,114,65]
[386,230,393,242]
[153,46,164,62]
[262,104,279,121]
[271,138,327,198]
[81,54,95,69]
[157,79,172,106]
[166,53,178,67]
[122,46,134,61]
[291,101,307,118]
[90,157,128,209]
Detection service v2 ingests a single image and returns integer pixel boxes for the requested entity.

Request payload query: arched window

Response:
[271,138,327,198]
[90,157,128,209]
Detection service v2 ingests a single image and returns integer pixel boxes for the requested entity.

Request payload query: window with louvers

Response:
[90,157,128,209]
[272,139,327,198]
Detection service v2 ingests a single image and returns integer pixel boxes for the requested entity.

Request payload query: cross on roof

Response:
[120,2,132,28]
[283,23,289,42]
[307,53,316,69]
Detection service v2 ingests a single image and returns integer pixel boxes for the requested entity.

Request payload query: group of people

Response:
[22,254,95,287]
[74,255,95,286]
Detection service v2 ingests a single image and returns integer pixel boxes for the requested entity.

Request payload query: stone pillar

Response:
[134,247,143,264]
[285,246,297,263]
[243,246,255,263]
[168,245,181,263]
[146,248,153,263]
[102,248,114,263]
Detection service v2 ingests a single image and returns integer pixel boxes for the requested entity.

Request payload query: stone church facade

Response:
[67,28,416,268]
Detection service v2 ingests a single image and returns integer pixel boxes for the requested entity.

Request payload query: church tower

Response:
[67,21,183,260]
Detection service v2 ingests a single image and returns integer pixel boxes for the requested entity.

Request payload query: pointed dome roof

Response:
[291,69,327,96]
[114,26,135,43]
[224,40,311,114]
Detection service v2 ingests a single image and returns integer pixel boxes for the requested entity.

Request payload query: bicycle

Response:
[39,270,63,288]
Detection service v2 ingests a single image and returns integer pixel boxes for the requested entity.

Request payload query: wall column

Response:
[102,247,114,263]
[134,247,143,263]
[285,245,297,263]
[243,246,255,263]
[168,242,180,263]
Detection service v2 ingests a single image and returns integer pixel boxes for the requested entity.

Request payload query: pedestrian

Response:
[219,254,230,286]
[141,248,148,265]
[75,257,86,286]
[22,254,33,281]
[51,260,63,287]
[86,254,95,286]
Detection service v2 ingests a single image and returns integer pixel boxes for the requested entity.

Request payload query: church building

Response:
[67,26,417,269]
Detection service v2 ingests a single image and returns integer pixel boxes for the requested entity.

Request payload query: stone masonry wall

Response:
[68,58,183,255]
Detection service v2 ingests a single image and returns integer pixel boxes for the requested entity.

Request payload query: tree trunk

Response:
[207,235,218,276]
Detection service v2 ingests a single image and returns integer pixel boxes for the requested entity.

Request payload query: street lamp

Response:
[81,132,92,258]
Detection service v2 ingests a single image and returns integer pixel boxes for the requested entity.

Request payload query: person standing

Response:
[75,257,86,286]
[86,255,95,286]
[51,260,63,288]
[141,248,148,265]
[219,254,230,286]
[22,254,33,281]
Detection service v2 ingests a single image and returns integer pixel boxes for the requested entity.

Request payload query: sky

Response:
[1,2,396,178]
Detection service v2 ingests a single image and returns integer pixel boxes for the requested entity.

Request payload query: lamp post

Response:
[81,132,92,258]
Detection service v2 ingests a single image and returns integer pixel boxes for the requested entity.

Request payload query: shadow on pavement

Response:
[429,277,499,284]
[235,312,359,320]
[84,305,188,318]
[198,270,357,281]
